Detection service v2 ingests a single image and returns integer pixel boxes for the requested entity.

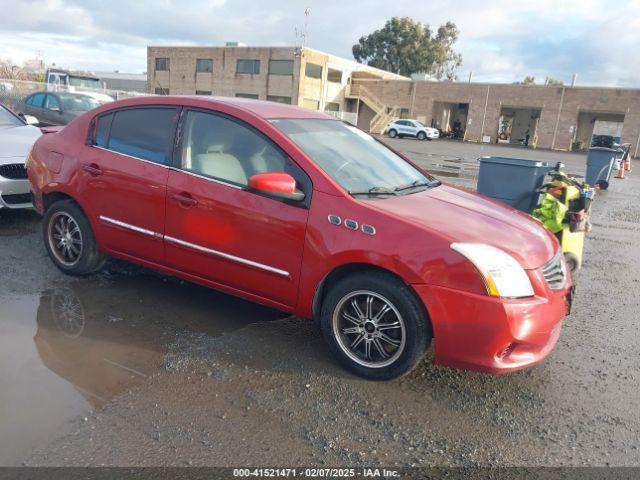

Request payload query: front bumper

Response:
[0,176,32,209]
[413,283,570,374]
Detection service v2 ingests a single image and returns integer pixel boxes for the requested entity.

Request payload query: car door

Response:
[405,121,418,137]
[164,109,311,308]
[43,94,64,126]
[79,106,179,265]
[397,120,412,136]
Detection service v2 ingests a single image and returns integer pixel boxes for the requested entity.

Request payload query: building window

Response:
[196,90,212,95]
[325,102,340,112]
[236,59,260,74]
[305,63,322,79]
[155,57,170,71]
[268,60,294,76]
[327,69,342,83]
[267,95,292,104]
[235,93,259,99]
[155,87,169,95]
[196,59,213,73]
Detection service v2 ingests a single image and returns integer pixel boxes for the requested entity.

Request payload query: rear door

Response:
[164,109,311,307]
[79,106,179,264]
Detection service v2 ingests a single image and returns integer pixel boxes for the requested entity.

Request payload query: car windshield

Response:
[58,93,100,111]
[0,105,24,127]
[271,119,438,197]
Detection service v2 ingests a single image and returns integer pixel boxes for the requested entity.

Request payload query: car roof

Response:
[98,95,335,121]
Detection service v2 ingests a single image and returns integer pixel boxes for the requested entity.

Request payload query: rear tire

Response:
[320,271,431,380]
[388,129,397,138]
[43,199,106,276]
[417,131,427,141]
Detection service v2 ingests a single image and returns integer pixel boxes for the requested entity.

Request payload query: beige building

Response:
[147,45,406,121]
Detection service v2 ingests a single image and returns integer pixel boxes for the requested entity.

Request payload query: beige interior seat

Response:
[193,144,247,185]
[248,146,286,177]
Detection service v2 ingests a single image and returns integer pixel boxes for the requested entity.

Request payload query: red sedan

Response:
[27,96,572,380]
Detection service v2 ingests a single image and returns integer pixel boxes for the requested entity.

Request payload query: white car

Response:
[0,105,41,209]
[385,119,439,141]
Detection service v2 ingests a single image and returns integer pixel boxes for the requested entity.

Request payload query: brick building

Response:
[348,79,640,155]
[147,45,640,156]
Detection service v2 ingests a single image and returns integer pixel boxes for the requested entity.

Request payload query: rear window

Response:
[97,108,178,164]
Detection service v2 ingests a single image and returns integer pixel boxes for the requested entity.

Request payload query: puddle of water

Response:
[0,267,287,465]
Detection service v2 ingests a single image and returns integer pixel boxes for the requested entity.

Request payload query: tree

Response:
[515,76,537,85]
[0,59,27,80]
[352,17,462,79]
[545,77,564,86]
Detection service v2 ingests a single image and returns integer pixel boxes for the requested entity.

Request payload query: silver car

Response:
[0,105,41,209]
[385,119,439,140]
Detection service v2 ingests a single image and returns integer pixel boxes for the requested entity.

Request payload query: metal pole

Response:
[480,84,490,142]
[551,87,566,150]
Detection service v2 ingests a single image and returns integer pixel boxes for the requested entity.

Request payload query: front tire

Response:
[43,199,106,276]
[388,129,398,138]
[320,271,431,380]
[417,131,427,141]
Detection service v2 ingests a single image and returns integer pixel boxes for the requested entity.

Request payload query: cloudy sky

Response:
[1,0,639,86]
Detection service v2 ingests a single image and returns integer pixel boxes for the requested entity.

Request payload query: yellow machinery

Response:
[532,163,595,275]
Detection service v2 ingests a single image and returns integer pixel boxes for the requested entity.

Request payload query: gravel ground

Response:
[1,140,639,467]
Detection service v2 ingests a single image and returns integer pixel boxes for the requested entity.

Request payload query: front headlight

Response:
[450,243,534,298]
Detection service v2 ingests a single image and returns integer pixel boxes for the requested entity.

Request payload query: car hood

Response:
[368,184,557,269]
[0,125,42,160]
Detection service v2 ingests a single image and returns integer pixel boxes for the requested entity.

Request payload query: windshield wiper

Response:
[394,179,433,192]
[348,186,398,197]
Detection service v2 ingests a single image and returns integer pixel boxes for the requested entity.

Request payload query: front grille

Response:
[541,252,567,290]
[0,163,28,179]
[2,193,32,205]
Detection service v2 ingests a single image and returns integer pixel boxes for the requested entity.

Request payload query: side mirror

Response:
[248,172,305,202]
[23,115,39,125]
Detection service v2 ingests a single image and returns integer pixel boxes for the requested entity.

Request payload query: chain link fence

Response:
[0,78,149,110]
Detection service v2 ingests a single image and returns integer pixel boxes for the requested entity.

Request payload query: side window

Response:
[106,108,177,164]
[44,95,61,111]
[93,112,114,147]
[31,93,45,107]
[180,110,298,188]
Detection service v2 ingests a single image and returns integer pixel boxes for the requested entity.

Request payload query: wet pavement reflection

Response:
[0,265,287,464]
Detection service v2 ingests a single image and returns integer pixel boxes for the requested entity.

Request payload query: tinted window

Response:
[44,95,61,111]
[236,59,260,74]
[268,60,294,75]
[267,95,292,104]
[30,93,45,107]
[107,108,177,164]
[94,113,114,148]
[155,57,169,71]
[180,110,296,188]
[327,68,342,83]
[305,63,322,79]
[196,58,213,73]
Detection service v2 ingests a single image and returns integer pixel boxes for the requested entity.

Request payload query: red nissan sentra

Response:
[27,96,571,380]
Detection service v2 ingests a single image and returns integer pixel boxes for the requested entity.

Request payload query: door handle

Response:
[82,163,102,176]
[171,192,198,207]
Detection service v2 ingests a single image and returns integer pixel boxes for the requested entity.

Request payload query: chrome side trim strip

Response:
[99,215,163,239]
[164,235,290,278]
[92,145,172,169]
[174,168,243,190]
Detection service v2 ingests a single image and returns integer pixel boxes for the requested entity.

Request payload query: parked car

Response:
[16,91,102,126]
[385,119,439,140]
[28,96,572,380]
[0,104,41,209]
